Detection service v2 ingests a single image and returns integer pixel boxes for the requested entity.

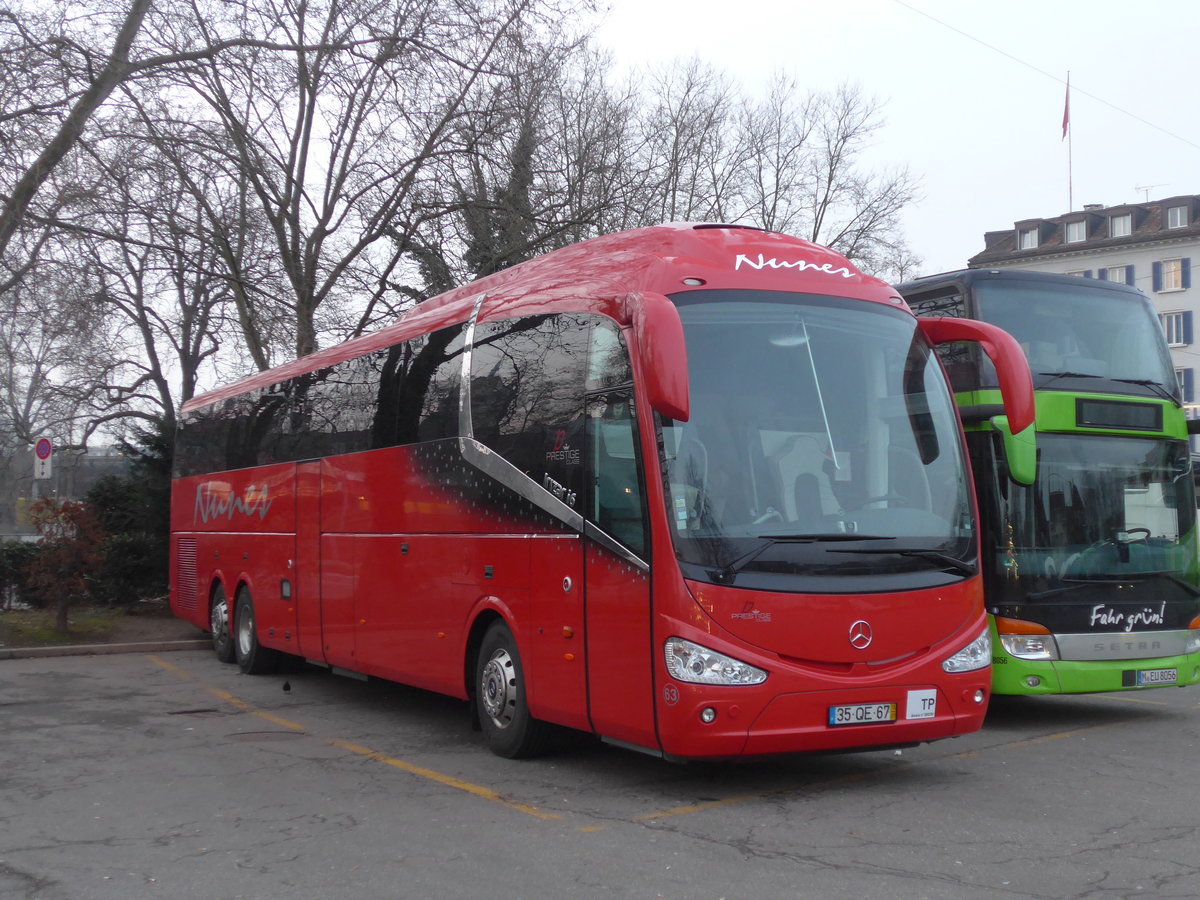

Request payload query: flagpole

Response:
[1064,72,1073,211]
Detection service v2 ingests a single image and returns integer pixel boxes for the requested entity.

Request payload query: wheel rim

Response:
[480,648,517,729]
[210,595,228,643]
[236,601,254,657]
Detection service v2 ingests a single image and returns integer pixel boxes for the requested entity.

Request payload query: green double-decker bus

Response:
[899,269,1200,695]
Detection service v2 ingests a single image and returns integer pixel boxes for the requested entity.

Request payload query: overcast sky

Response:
[593,0,1200,277]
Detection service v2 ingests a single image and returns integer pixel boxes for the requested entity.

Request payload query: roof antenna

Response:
[1134,184,1166,202]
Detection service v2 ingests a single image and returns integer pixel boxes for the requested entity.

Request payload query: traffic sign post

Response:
[34,437,52,480]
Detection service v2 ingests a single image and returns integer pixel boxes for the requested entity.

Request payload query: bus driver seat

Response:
[768,435,842,528]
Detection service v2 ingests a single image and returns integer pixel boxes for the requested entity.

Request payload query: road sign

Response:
[34,437,52,480]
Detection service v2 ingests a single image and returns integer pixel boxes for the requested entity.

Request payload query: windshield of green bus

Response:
[971,279,1177,393]
[979,433,1195,585]
[659,290,974,591]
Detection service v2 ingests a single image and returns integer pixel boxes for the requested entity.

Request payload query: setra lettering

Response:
[1093,639,1163,655]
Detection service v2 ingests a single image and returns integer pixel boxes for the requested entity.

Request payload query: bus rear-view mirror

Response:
[917,316,1037,486]
[633,292,690,422]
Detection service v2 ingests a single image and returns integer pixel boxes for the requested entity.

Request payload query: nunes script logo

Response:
[194,482,274,525]
[734,252,855,279]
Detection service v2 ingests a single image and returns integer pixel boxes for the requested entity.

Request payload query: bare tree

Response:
[0,0,151,263]
[637,58,750,224]
[133,0,573,360]
[397,41,645,294]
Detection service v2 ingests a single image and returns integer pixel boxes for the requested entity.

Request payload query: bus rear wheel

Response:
[475,621,550,759]
[234,586,280,675]
[210,584,235,664]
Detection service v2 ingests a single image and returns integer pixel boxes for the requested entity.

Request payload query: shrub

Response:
[0,541,43,609]
[26,499,106,633]
[94,532,167,606]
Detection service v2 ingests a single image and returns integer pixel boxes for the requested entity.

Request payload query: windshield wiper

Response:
[1036,371,1101,389]
[709,534,895,583]
[828,547,977,576]
[1112,378,1178,403]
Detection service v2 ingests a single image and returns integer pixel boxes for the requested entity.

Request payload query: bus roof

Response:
[184,223,903,413]
[896,267,1149,298]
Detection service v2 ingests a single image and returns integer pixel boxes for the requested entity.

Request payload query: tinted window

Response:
[175,323,467,477]
[588,391,647,557]
[470,314,591,493]
[587,320,633,390]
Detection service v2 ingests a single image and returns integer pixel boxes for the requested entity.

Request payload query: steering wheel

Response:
[1120,527,1151,543]
[753,507,783,524]
[861,493,909,508]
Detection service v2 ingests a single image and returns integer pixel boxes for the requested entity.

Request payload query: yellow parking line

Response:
[253,710,306,731]
[955,720,1129,758]
[634,768,884,822]
[1098,694,1171,706]
[149,656,558,821]
[149,656,192,679]
[634,796,752,821]
[205,686,251,710]
[331,739,561,820]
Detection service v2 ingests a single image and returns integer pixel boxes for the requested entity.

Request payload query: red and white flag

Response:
[1062,76,1070,140]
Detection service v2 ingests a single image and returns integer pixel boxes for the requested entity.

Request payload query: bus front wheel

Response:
[210,584,235,664]
[234,586,280,675]
[475,621,550,759]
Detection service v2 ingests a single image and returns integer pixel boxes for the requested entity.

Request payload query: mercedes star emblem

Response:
[849,620,873,650]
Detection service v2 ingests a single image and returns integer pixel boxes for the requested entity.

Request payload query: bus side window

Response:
[470,314,589,505]
[586,319,633,390]
[588,393,647,558]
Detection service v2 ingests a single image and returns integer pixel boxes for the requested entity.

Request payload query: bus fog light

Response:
[973,689,985,704]
[700,707,717,723]
[941,629,991,673]
[1025,675,1041,688]
[664,637,767,685]
[999,633,1060,661]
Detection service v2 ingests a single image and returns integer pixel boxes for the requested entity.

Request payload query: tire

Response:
[210,584,236,664]
[233,586,280,675]
[475,621,551,759]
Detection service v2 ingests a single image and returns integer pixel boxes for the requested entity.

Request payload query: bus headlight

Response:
[941,629,991,673]
[664,637,767,685]
[998,633,1060,661]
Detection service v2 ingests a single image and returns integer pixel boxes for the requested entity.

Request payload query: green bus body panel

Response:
[989,621,1200,694]
[956,389,1188,439]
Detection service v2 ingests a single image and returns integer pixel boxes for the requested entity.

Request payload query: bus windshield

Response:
[660,291,973,589]
[982,433,1196,584]
[973,279,1177,389]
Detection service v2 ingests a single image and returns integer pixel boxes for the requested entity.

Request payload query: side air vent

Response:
[176,538,198,610]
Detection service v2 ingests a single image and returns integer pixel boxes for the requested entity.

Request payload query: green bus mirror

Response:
[990,414,1036,486]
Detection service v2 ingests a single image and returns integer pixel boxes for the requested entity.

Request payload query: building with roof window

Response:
[968,194,1200,427]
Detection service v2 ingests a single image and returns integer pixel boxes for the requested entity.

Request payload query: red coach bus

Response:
[170,223,1035,760]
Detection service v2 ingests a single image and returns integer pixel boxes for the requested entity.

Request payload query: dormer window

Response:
[1018,227,1038,250]
[1109,213,1132,238]
[1168,205,1188,229]
[1064,220,1086,243]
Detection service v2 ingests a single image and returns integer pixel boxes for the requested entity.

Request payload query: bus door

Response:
[293,461,324,660]
[583,390,657,750]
